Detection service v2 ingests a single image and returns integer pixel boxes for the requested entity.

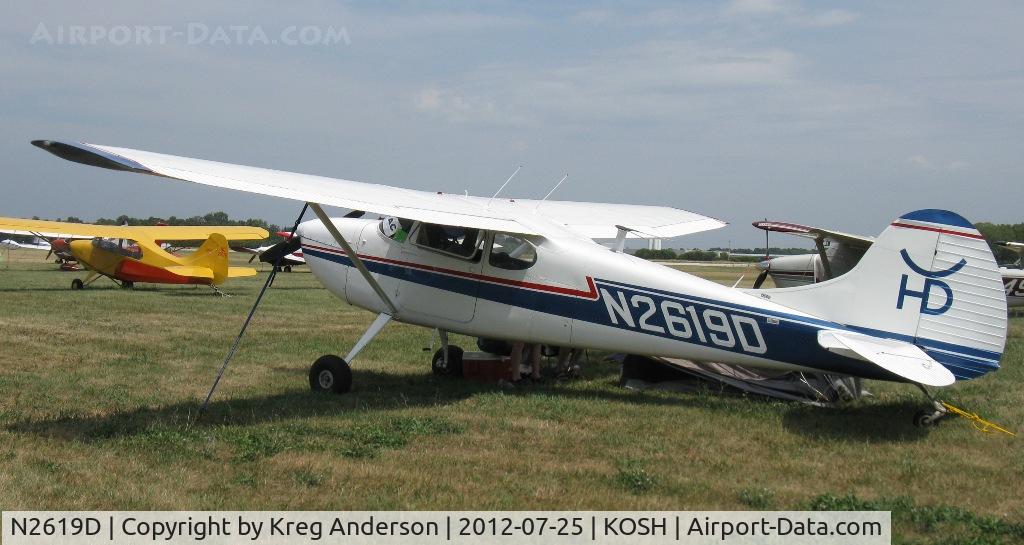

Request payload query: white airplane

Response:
[232,230,306,272]
[752,220,1024,309]
[0,229,83,265]
[998,241,1024,308]
[1,237,51,251]
[33,140,1009,427]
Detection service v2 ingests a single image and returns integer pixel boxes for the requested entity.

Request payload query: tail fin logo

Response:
[897,249,966,315]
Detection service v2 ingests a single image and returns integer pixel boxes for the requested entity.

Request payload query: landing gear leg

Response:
[309,313,392,395]
[431,329,464,377]
[72,272,100,290]
[913,384,949,428]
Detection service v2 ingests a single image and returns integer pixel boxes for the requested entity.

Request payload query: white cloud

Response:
[796,9,860,27]
[724,0,789,17]
[722,0,859,27]
[907,155,971,171]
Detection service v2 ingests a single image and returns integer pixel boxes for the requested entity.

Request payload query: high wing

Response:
[753,220,874,248]
[32,140,726,240]
[998,241,1024,253]
[0,216,268,242]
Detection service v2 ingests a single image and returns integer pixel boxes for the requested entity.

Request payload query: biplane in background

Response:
[0,216,268,291]
[32,139,1009,428]
[752,220,1024,308]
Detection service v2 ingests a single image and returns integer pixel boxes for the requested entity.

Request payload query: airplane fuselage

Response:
[297,217,998,382]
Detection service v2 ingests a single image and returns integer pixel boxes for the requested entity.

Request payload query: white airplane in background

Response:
[1,237,51,251]
[33,139,1009,428]
[997,241,1024,308]
[0,229,83,266]
[752,220,1024,309]
[232,230,306,272]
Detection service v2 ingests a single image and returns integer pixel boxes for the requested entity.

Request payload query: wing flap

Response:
[818,330,955,386]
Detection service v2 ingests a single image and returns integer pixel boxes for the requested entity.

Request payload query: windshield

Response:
[92,237,142,259]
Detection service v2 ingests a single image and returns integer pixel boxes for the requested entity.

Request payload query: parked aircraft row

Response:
[25,138,1014,429]
[752,221,1024,308]
[0,217,267,291]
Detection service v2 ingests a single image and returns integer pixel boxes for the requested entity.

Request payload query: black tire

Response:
[432,346,464,377]
[121,281,134,289]
[284,265,292,273]
[71,278,84,290]
[309,355,352,394]
[913,410,937,428]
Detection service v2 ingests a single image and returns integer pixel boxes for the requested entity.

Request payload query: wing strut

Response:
[307,203,398,317]
[814,236,833,280]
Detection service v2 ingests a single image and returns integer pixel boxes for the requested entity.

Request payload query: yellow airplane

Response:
[0,217,268,291]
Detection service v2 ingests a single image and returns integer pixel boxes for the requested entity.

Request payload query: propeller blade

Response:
[259,237,302,264]
[752,270,769,289]
[248,254,256,263]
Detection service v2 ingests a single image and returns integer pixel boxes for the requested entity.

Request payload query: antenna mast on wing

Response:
[540,173,568,202]
[487,165,522,207]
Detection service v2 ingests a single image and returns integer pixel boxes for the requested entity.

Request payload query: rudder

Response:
[760,210,1007,379]
[186,233,230,285]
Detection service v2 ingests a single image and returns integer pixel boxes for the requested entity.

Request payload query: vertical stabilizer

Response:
[757,210,1007,379]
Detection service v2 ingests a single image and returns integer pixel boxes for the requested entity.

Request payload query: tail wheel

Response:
[121,281,134,290]
[71,278,84,290]
[309,355,352,394]
[283,265,292,273]
[913,409,941,428]
[431,346,464,377]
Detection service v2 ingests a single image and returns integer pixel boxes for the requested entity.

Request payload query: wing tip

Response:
[32,139,151,173]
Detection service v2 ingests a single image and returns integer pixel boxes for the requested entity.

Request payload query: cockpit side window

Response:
[92,237,143,259]
[414,223,482,260]
[489,233,537,270]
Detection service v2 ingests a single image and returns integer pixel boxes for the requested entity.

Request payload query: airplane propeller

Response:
[752,218,770,289]
[259,236,302,265]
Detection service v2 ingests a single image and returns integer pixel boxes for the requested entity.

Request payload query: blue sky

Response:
[2,1,1022,248]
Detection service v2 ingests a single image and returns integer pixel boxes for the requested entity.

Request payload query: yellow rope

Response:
[940,402,1016,436]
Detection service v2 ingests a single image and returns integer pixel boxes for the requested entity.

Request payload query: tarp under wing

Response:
[616,354,865,406]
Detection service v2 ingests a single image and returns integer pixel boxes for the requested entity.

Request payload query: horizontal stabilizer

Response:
[227,267,258,278]
[818,330,955,386]
[163,266,214,279]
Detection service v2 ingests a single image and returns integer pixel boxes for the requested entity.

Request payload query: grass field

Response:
[0,250,1021,544]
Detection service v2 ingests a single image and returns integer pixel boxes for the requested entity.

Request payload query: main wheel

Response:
[309,355,352,394]
[432,346,464,377]
[283,265,292,273]
[121,281,134,289]
[71,278,84,290]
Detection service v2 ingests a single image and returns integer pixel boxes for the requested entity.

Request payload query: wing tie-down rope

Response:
[197,203,309,418]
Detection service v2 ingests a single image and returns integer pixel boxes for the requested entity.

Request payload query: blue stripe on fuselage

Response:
[302,246,999,380]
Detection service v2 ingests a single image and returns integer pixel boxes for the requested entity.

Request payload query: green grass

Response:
[0,250,1022,543]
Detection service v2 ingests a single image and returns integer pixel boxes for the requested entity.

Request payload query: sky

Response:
[1,1,1022,248]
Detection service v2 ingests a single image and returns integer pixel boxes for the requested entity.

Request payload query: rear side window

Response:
[489,233,537,270]
[415,223,482,260]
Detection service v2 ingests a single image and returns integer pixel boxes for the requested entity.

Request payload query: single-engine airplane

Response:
[232,231,305,272]
[752,220,1024,309]
[0,216,268,291]
[32,140,1009,427]
[997,241,1024,307]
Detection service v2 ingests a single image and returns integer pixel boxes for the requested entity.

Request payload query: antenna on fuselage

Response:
[487,165,522,207]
